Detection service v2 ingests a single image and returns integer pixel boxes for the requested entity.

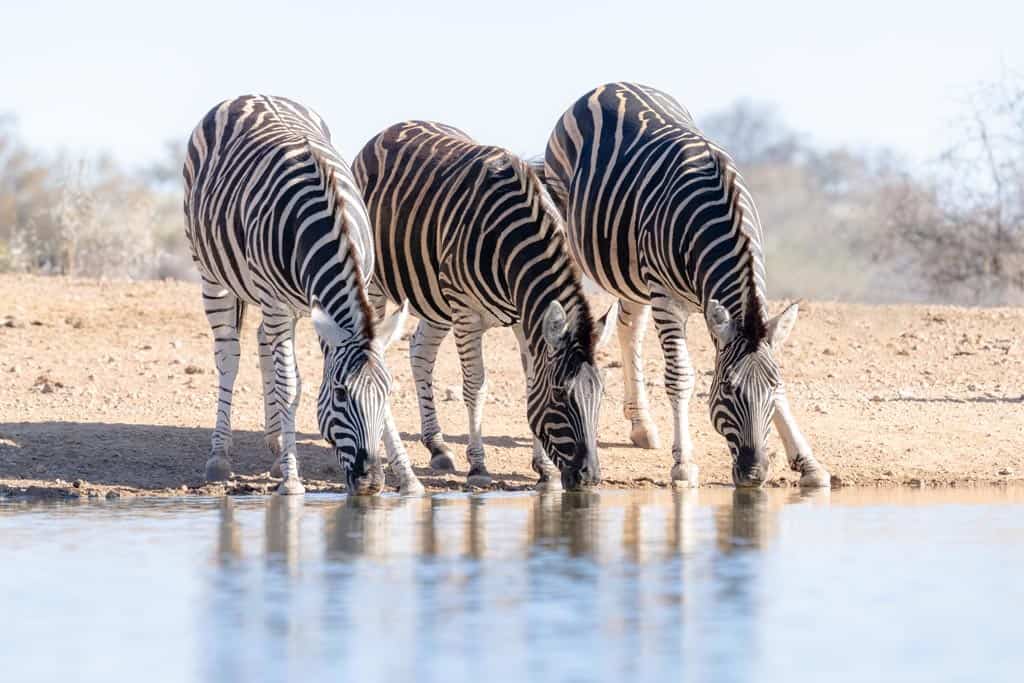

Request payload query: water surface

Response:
[2,488,1022,682]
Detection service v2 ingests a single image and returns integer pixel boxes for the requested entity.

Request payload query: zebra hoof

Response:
[630,421,660,450]
[276,476,306,496]
[205,455,233,482]
[269,460,283,479]
[670,462,699,488]
[534,476,563,493]
[799,466,832,489]
[400,477,426,496]
[466,467,492,489]
[429,452,456,474]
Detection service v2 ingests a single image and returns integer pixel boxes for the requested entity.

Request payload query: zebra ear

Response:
[705,299,735,347]
[311,303,354,348]
[484,151,515,175]
[766,302,798,351]
[373,300,409,350]
[592,300,618,350]
[543,300,568,350]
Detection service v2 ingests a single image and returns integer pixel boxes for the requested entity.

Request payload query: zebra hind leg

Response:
[201,281,245,482]
[650,289,699,487]
[410,319,457,473]
[617,299,660,449]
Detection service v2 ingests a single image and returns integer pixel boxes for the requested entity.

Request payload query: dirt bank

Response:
[1,275,1021,499]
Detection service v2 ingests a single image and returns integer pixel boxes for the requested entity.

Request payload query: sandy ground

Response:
[1,275,1021,499]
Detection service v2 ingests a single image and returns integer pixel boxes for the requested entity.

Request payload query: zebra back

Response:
[183,94,375,340]
[544,82,768,328]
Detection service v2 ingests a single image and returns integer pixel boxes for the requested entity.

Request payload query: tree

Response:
[890,73,1024,303]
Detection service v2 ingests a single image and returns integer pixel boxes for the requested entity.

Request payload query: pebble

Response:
[443,386,461,401]
[184,364,203,375]
[998,468,1014,476]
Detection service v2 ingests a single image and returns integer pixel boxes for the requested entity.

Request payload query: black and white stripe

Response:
[543,82,830,488]
[183,95,422,495]
[353,121,615,490]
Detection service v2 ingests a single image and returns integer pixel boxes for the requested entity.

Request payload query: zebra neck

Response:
[299,244,370,342]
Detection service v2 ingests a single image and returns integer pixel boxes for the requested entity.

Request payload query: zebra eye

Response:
[334,386,349,403]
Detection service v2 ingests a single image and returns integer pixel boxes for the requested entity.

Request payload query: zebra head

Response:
[531,300,617,490]
[705,299,799,488]
[311,301,409,496]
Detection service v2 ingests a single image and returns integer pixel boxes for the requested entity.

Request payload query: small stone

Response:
[73,479,84,488]
[106,490,120,500]
[64,316,85,329]
[443,385,461,401]
[171,340,182,349]
[908,478,924,488]
[141,344,153,351]
[40,382,54,394]
[830,475,844,488]
[184,364,203,375]
[998,468,1014,476]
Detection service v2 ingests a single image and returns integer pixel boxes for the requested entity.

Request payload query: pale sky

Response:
[4,0,1022,167]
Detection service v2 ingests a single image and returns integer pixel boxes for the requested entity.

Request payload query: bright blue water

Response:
[1,488,1022,683]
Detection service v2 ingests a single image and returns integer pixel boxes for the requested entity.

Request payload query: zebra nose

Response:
[571,442,601,488]
[734,446,768,488]
[354,448,370,476]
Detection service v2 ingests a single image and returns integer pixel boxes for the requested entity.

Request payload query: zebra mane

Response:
[513,154,596,359]
[305,142,375,342]
[717,149,767,345]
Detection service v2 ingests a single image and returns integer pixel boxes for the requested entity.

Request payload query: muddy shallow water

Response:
[2,488,1023,682]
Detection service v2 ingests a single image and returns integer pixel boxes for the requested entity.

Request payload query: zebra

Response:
[352,121,617,491]
[183,95,423,496]
[541,82,831,488]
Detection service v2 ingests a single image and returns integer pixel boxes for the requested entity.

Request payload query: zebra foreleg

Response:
[383,409,426,495]
[263,308,305,495]
[772,392,831,488]
[259,321,285,478]
[202,281,244,482]
[513,324,562,492]
[617,299,660,449]
[454,315,491,488]
[410,319,457,473]
[650,289,699,487]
